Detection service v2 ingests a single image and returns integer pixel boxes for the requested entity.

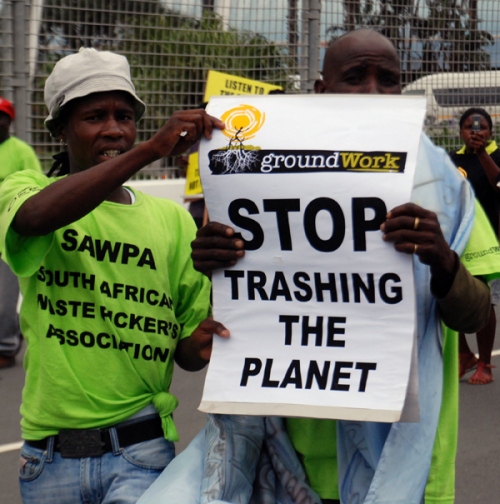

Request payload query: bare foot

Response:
[459,352,478,378]
[468,361,494,385]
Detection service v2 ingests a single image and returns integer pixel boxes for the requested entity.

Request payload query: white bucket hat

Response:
[44,47,146,136]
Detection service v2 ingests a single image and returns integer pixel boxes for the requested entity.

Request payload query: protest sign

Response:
[204,70,282,102]
[198,94,426,422]
[184,150,202,197]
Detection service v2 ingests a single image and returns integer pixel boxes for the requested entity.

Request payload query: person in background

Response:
[0,97,43,369]
[0,48,227,503]
[450,107,500,385]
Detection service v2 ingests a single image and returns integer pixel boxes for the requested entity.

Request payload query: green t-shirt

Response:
[457,200,500,282]
[425,201,500,504]
[0,136,42,254]
[0,136,42,182]
[286,417,338,499]
[0,170,211,441]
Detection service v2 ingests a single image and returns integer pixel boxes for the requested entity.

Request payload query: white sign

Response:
[198,95,426,422]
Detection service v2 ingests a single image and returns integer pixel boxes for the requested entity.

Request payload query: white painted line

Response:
[471,350,500,358]
[0,441,23,454]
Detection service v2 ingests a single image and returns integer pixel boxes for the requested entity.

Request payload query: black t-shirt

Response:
[450,147,500,235]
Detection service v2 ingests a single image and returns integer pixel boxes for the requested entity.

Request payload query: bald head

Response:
[315,29,401,95]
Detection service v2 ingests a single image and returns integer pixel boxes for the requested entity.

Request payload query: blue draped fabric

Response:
[337,134,474,504]
[138,134,475,504]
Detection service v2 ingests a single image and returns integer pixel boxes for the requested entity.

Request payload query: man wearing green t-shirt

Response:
[0,51,228,503]
[0,97,42,369]
[184,30,498,504]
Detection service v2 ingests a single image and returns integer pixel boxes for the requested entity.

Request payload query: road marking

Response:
[470,350,500,357]
[0,441,23,454]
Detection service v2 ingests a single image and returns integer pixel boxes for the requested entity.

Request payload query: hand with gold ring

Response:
[380,202,455,271]
[380,202,459,299]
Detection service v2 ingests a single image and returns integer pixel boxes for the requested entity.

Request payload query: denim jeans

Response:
[19,432,175,503]
[201,414,265,504]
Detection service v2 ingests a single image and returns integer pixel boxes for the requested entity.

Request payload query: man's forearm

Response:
[435,261,491,333]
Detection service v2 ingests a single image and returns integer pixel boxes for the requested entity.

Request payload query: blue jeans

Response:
[19,432,175,503]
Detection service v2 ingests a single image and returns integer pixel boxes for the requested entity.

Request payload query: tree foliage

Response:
[332,0,494,84]
[40,0,167,51]
[122,13,292,123]
[36,3,294,145]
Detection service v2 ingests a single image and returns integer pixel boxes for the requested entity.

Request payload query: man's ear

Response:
[314,79,327,94]
[52,121,65,141]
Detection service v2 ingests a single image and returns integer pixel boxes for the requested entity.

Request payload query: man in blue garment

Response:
[139,29,495,504]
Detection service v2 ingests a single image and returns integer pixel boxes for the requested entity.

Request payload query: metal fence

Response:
[1,0,500,176]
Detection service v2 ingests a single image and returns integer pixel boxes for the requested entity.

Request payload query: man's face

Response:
[0,112,11,144]
[315,31,402,95]
[59,91,137,174]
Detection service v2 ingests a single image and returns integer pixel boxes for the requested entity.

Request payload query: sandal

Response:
[459,352,478,378]
[468,361,495,385]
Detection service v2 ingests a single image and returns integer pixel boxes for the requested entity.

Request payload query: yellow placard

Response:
[204,70,282,102]
[184,151,203,197]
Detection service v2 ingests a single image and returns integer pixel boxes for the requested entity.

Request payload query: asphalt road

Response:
[2,312,500,504]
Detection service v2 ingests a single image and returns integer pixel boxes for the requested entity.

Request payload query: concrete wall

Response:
[127,179,189,208]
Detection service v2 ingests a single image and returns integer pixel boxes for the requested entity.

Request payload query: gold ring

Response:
[414,244,418,254]
[414,217,420,230]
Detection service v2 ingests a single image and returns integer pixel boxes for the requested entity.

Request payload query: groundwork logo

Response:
[209,104,406,175]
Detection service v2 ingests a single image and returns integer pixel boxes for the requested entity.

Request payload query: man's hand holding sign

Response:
[381,202,460,298]
[192,221,245,276]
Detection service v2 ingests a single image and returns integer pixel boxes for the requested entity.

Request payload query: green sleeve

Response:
[426,200,500,504]
[460,200,500,281]
[0,170,54,275]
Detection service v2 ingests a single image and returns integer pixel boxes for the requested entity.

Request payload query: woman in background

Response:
[450,107,500,385]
